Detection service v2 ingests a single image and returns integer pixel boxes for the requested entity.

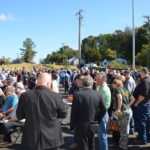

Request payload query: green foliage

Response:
[59,46,79,57]
[96,34,114,52]
[135,44,148,66]
[42,22,149,68]
[135,26,148,55]
[12,57,23,64]
[0,63,38,70]
[82,47,101,63]
[42,46,79,65]
[112,28,132,60]
[103,48,117,60]
[20,38,37,63]
[81,36,101,62]
[0,56,10,64]
[82,29,133,62]
[43,64,77,70]
[109,61,129,69]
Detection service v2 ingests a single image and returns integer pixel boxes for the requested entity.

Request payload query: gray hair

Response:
[82,75,93,87]
[97,72,107,81]
[9,86,16,93]
[140,67,149,74]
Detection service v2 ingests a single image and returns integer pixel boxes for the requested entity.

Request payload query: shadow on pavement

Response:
[5,144,27,150]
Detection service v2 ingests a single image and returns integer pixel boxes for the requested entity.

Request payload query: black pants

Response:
[30,148,59,150]
[64,81,69,93]
[0,121,24,142]
[77,135,95,150]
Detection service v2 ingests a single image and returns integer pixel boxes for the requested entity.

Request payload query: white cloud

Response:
[0,14,15,21]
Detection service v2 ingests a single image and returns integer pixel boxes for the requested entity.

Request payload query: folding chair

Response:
[10,126,23,144]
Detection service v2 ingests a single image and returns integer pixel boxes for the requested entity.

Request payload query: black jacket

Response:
[70,88,106,137]
[17,86,68,150]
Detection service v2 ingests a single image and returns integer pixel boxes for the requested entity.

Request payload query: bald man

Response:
[17,73,68,150]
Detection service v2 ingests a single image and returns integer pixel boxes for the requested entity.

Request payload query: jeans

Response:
[72,131,77,143]
[129,116,135,133]
[133,102,150,143]
[97,112,109,150]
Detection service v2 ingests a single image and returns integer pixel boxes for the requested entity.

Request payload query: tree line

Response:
[81,25,149,66]
[42,22,149,67]
[0,21,149,67]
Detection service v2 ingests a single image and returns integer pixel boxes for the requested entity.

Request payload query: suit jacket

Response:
[16,86,68,150]
[70,88,106,137]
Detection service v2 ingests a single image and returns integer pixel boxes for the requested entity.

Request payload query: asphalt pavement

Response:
[1,87,150,150]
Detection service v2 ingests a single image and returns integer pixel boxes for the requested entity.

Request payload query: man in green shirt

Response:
[96,72,111,150]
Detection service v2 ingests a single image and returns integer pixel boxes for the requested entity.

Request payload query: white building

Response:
[67,56,86,66]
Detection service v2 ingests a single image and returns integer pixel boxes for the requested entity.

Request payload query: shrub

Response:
[109,61,129,69]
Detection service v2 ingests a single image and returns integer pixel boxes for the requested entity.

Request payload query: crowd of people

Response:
[0,66,149,150]
[69,66,150,150]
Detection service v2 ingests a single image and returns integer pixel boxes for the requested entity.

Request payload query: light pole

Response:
[132,0,135,69]
[76,9,83,67]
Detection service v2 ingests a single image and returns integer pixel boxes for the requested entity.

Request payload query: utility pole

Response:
[61,43,65,65]
[143,16,150,69]
[76,9,83,67]
[132,0,135,69]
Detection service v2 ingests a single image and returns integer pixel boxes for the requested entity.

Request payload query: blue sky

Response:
[0,0,150,63]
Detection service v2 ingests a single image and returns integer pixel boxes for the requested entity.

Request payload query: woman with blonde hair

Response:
[115,75,126,83]
[111,79,135,149]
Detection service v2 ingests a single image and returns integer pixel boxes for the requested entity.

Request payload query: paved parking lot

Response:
[1,88,150,150]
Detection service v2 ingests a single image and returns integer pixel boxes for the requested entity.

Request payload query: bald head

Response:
[37,73,52,89]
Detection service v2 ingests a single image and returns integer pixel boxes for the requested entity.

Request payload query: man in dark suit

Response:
[70,75,106,150]
[17,73,68,150]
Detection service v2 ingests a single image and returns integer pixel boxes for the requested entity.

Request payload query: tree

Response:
[113,29,132,61]
[41,54,52,64]
[109,61,128,69]
[41,46,79,64]
[104,48,117,60]
[59,46,79,63]
[135,44,148,66]
[81,36,101,62]
[42,22,149,66]
[20,38,37,63]
[0,56,10,64]
[95,34,114,52]
[135,26,148,55]
[82,46,101,63]
[12,57,22,64]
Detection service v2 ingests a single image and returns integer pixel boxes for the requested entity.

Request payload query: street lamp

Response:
[132,0,135,69]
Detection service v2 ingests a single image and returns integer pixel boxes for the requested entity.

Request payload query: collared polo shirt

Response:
[98,83,111,109]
